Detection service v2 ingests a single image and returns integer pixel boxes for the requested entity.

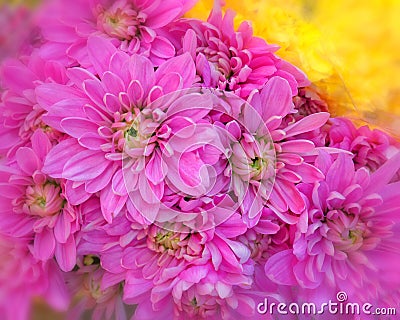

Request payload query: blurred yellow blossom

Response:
[187,0,400,136]
[311,0,400,136]
[187,0,334,82]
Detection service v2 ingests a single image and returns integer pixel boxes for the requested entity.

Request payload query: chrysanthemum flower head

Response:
[248,77,329,223]
[65,252,129,320]
[187,0,335,83]
[122,87,276,230]
[327,117,400,176]
[1,0,399,318]
[0,129,85,272]
[38,0,196,67]
[81,208,263,319]
[0,51,66,158]
[38,36,196,223]
[170,3,309,98]
[265,151,400,305]
[0,235,70,320]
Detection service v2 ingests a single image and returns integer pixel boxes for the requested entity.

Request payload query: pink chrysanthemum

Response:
[0,129,85,271]
[120,87,276,229]
[79,208,267,319]
[292,86,329,119]
[38,0,196,67]
[239,207,293,265]
[1,0,400,318]
[0,234,70,320]
[65,253,130,320]
[249,78,330,223]
[38,36,196,223]
[265,151,400,305]
[0,51,65,158]
[280,85,330,151]
[168,5,309,98]
[69,197,127,320]
[327,117,400,176]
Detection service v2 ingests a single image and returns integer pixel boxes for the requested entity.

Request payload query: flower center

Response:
[231,138,274,182]
[324,211,372,253]
[83,255,101,266]
[107,110,156,154]
[146,226,202,259]
[191,297,198,307]
[293,86,328,117]
[19,108,62,142]
[155,231,180,251]
[25,182,63,217]
[97,1,145,41]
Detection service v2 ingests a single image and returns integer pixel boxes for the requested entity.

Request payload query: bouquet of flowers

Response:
[0,0,399,319]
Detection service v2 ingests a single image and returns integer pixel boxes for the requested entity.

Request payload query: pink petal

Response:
[128,55,155,92]
[156,72,182,93]
[64,180,91,205]
[366,151,400,194]
[150,36,176,59]
[1,60,36,93]
[85,162,114,193]
[286,162,325,183]
[31,129,52,160]
[78,132,106,150]
[33,228,55,261]
[42,98,88,132]
[182,29,197,60]
[83,78,107,110]
[60,117,99,138]
[264,250,297,285]
[87,36,117,76]
[100,185,127,223]
[43,139,84,178]
[179,265,208,282]
[326,153,354,192]
[284,112,330,138]
[156,53,195,89]
[104,93,122,113]
[276,179,305,214]
[112,169,128,196]
[55,236,77,272]
[254,219,281,235]
[101,272,126,291]
[43,261,71,310]
[54,212,72,244]
[36,83,84,110]
[206,242,222,270]
[145,1,182,28]
[110,51,131,84]
[259,76,293,120]
[235,295,256,317]
[102,71,125,96]
[280,140,315,153]
[63,150,108,181]
[123,278,153,301]
[66,67,98,89]
[145,150,165,185]
[16,147,41,176]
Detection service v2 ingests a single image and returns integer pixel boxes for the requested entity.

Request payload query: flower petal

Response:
[33,228,55,261]
[63,150,108,181]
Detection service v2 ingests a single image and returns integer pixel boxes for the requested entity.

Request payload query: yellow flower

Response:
[311,0,400,137]
[188,0,400,137]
